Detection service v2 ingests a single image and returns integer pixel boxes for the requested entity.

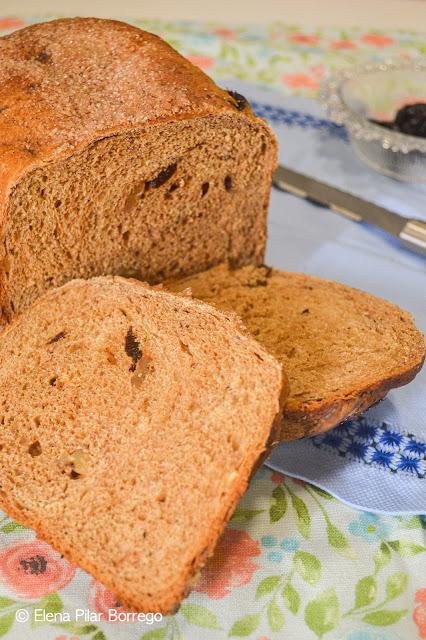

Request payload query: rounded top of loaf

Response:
[0,17,264,198]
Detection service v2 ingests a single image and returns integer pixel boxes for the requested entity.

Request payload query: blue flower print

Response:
[348,512,391,543]
[261,536,300,562]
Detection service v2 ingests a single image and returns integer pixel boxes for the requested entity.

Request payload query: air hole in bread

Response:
[179,340,192,355]
[105,349,117,365]
[224,175,232,191]
[156,489,167,503]
[54,199,61,209]
[49,377,57,386]
[227,434,240,452]
[28,440,42,457]
[122,230,130,243]
[201,182,209,196]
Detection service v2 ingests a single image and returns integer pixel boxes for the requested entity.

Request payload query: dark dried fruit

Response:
[395,103,426,138]
[369,103,426,139]
[37,50,50,63]
[201,182,209,196]
[47,330,66,345]
[125,328,142,372]
[147,163,177,189]
[227,90,249,111]
[224,175,233,191]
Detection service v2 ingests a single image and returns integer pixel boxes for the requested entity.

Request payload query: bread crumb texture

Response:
[0,276,282,613]
[168,265,425,439]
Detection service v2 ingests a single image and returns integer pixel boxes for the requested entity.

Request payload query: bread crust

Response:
[281,357,425,439]
[0,18,272,205]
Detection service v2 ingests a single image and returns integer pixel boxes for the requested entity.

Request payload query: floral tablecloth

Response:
[0,16,425,640]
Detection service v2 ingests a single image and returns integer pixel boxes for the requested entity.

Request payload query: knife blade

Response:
[273,165,426,256]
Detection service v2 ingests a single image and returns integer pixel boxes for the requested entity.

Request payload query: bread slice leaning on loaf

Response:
[0,277,283,613]
[0,17,277,320]
[167,264,426,440]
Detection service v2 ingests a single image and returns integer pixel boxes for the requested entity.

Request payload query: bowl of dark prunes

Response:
[322,60,426,183]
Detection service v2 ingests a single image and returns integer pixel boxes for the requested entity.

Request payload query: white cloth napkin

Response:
[224,80,426,514]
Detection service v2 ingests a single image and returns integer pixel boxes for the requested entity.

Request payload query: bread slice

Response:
[0,18,277,320]
[167,265,425,440]
[0,276,282,613]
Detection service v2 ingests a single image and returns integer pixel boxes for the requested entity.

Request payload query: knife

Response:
[273,165,426,257]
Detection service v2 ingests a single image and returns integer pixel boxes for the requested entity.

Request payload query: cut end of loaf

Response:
[0,276,282,612]
[0,17,277,320]
[167,264,425,440]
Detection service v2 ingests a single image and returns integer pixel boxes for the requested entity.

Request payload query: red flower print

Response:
[330,39,356,49]
[271,471,286,483]
[0,18,25,30]
[282,73,320,90]
[88,579,129,623]
[288,33,320,45]
[213,28,236,39]
[413,588,426,638]
[292,478,306,486]
[361,33,394,47]
[195,528,260,599]
[186,55,214,71]
[0,540,75,599]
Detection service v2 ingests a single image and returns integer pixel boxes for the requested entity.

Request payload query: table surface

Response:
[2,0,426,29]
[0,12,425,640]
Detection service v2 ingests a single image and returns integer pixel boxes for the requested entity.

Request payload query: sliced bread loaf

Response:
[0,18,277,320]
[0,276,282,613]
[167,265,425,440]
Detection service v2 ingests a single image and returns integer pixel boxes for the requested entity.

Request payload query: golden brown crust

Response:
[0,17,268,215]
[281,358,424,440]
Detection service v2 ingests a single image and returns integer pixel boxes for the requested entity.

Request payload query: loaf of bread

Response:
[167,265,425,439]
[0,276,282,613]
[0,18,277,320]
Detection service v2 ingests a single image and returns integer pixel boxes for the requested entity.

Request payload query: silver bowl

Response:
[322,59,426,183]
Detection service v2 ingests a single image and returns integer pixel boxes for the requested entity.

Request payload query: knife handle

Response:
[399,220,426,256]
